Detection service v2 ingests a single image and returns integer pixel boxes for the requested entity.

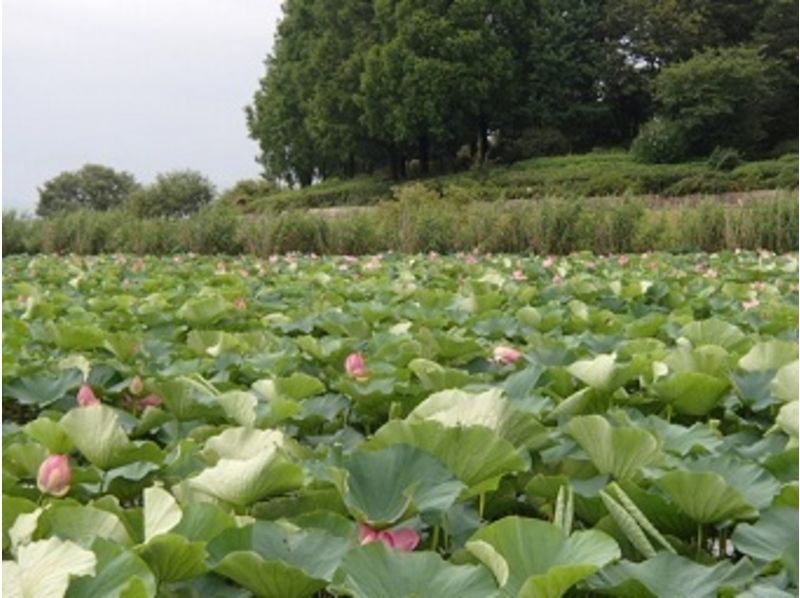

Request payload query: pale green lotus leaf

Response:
[4,537,96,598]
[656,471,758,523]
[739,341,798,372]
[772,361,799,403]
[143,486,182,543]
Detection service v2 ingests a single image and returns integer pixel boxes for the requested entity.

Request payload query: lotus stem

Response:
[431,524,440,552]
[479,493,486,519]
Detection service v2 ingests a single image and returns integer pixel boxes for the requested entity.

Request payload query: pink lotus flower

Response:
[618,255,630,266]
[464,254,479,265]
[345,352,368,379]
[130,376,144,396]
[553,274,564,285]
[76,384,100,407]
[751,281,767,291]
[543,256,555,268]
[512,269,527,281]
[428,251,439,261]
[139,394,163,409]
[358,523,420,551]
[234,297,247,311]
[742,298,760,310]
[493,346,523,365]
[37,455,72,497]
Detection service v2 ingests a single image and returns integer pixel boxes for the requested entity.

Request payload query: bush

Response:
[219,179,280,211]
[36,164,140,217]
[186,203,244,254]
[630,119,689,164]
[128,170,216,218]
[269,211,329,254]
[496,127,571,163]
[708,147,743,171]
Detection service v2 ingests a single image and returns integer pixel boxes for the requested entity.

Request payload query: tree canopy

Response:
[36,164,140,217]
[248,0,797,182]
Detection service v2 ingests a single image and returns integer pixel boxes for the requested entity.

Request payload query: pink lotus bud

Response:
[76,384,100,407]
[37,455,72,497]
[130,376,144,396]
[345,353,368,380]
[512,270,527,281]
[234,297,247,311]
[139,394,164,409]
[493,346,523,365]
[358,524,420,552]
[618,255,629,266]
[543,256,555,268]
[742,298,760,310]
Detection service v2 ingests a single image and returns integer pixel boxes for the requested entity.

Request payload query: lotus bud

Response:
[345,352,368,379]
[493,346,523,365]
[130,376,144,396]
[358,524,420,552]
[76,384,100,407]
[512,269,527,281]
[37,454,72,497]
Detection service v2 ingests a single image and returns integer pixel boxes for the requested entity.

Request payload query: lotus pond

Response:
[2,251,799,597]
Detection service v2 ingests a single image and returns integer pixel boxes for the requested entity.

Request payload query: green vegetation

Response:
[36,164,140,217]
[3,189,797,256]
[248,0,797,183]
[3,252,798,596]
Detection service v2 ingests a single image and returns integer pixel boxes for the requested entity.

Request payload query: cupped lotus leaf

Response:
[566,354,636,392]
[136,533,208,583]
[208,521,350,590]
[466,516,620,597]
[680,319,747,351]
[408,358,472,391]
[213,552,325,598]
[60,405,162,469]
[2,496,38,552]
[772,361,799,403]
[638,416,722,457]
[171,503,237,542]
[3,537,96,598]
[503,363,546,401]
[651,372,729,416]
[586,553,756,597]
[186,330,241,357]
[567,415,660,480]
[408,388,549,449]
[41,505,133,548]
[655,471,758,523]
[177,295,231,325]
[664,345,731,378]
[155,377,224,421]
[23,417,73,454]
[367,419,529,495]
[186,442,304,507]
[216,391,258,426]
[3,369,84,407]
[274,373,326,400]
[332,541,499,598]
[732,506,799,586]
[334,444,465,526]
[738,341,798,372]
[685,455,780,511]
[143,486,182,543]
[66,537,156,598]
[775,401,799,446]
[201,427,290,462]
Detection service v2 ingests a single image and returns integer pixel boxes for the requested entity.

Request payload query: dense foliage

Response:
[127,170,217,218]
[2,252,798,597]
[36,164,141,217]
[247,0,798,182]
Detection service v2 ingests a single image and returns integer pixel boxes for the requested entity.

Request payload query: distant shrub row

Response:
[4,189,797,257]
[243,151,798,213]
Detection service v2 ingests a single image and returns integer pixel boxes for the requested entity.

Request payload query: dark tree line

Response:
[247,0,797,185]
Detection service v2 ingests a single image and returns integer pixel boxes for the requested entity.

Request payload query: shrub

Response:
[36,164,140,217]
[630,119,689,164]
[269,211,329,254]
[708,147,743,171]
[219,179,281,212]
[186,203,244,254]
[128,170,216,218]
[496,127,571,163]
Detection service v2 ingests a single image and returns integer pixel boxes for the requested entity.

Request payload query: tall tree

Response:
[37,164,140,217]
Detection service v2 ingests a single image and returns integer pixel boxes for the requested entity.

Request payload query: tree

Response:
[653,47,776,155]
[36,164,140,217]
[127,170,216,218]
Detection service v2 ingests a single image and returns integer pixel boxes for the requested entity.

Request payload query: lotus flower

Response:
[139,394,164,408]
[512,269,527,281]
[234,297,247,311]
[76,384,100,407]
[358,523,420,551]
[742,298,760,310]
[493,345,523,365]
[345,352,368,379]
[37,454,72,497]
[618,255,630,266]
[543,256,555,268]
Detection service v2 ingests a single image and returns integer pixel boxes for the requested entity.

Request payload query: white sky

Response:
[2,0,282,213]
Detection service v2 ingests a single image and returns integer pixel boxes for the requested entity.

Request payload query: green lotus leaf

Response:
[208,521,350,598]
[664,344,731,378]
[656,471,758,523]
[171,503,237,542]
[408,358,472,391]
[685,455,780,511]
[2,496,38,552]
[66,537,156,598]
[586,553,756,597]
[776,401,799,446]
[333,444,465,526]
[408,388,550,449]
[567,415,660,480]
[155,377,224,421]
[367,419,529,495]
[652,372,729,416]
[23,417,73,455]
[186,330,241,357]
[136,533,208,583]
[3,537,96,598]
[332,542,499,598]
[177,294,232,325]
[216,391,258,426]
[40,505,133,548]
[3,369,84,407]
[772,361,799,403]
[503,363,546,401]
[143,486,181,543]
[680,319,747,351]
[466,516,620,597]
[60,405,162,470]
[50,322,107,350]
[738,341,798,372]
[275,373,326,400]
[567,354,637,392]
[732,506,799,586]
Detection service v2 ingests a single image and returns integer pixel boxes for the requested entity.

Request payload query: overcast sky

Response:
[3,0,282,213]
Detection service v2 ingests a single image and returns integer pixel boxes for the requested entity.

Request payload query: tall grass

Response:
[3,190,797,257]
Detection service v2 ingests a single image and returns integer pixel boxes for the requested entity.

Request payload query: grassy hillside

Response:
[234,151,799,213]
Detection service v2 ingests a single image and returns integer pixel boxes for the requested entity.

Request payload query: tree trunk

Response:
[478,116,489,163]
[418,134,430,175]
